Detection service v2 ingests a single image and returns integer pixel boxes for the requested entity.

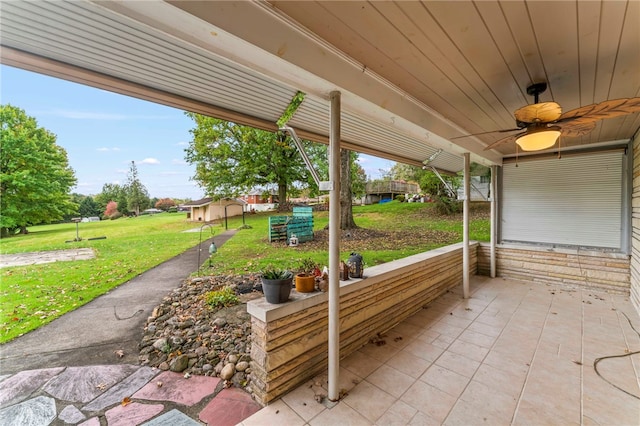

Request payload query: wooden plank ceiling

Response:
[1,0,638,168]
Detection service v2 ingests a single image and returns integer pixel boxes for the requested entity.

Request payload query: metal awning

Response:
[0,0,507,173]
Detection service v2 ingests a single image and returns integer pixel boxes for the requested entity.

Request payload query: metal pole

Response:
[463,153,470,299]
[490,165,497,278]
[328,91,341,402]
[281,125,322,187]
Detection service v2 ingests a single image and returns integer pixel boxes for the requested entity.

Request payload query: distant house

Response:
[240,189,279,212]
[183,197,246,222]
[142,208,163,215]
[362,180,421,205]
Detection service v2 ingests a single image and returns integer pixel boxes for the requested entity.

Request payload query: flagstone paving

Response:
[0,365,262,425]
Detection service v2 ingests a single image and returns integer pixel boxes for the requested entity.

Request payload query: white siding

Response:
[501,151,624,249]
[631,135,640,312]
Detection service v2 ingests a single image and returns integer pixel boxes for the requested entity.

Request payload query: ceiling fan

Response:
[456,82,640,152]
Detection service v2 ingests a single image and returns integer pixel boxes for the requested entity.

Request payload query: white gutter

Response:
[328,91,341,401]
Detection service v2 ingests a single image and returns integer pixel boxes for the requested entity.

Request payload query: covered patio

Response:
[242,275,639,425]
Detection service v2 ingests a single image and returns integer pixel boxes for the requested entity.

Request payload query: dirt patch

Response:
[268,203,490,254]
[0,248,95,268]
[290,228,459,253]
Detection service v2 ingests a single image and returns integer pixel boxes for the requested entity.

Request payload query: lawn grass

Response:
[0,202,489,343]
[205,201,490,275]
[0,213,207,343]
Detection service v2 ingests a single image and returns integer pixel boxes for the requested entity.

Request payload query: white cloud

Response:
[159,171,182,176]
[139,158,160,165]
[172,159,187,165]
[96,147,121,152]
[175,141,189,146]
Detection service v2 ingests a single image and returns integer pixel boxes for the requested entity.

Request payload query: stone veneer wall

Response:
[246,242,478,405]
[478,243,630,293]
[632,134,640,311]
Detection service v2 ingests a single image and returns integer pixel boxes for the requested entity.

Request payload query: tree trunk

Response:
[277,182,288,212]
[340,149,358,229]
[19,226,29,235]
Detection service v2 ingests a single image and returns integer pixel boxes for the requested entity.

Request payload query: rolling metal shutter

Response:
[501,151,624,249]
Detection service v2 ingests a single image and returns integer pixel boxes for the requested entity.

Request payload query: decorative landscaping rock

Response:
[170,355,189,373]
[138,274,262,397]
[220,363,235,380]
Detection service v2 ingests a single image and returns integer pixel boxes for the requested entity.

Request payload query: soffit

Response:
[2,0,638,170]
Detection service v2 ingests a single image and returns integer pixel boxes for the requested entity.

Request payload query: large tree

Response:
[95,183,124,212]
[0,104,77,237]
[78,195,102,218]
[185,114,327,211]
[125,161,150,216]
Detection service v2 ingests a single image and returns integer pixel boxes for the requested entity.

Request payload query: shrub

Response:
[104,200,118,218]
[155,197,176,211]
[395,194,405,203]
[205,286,239,309]
[110,212,123,220]
[432,195,461,215]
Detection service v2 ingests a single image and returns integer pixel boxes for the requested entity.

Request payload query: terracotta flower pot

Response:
[295,274,315,293]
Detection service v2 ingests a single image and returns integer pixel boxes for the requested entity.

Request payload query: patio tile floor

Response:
[240,276,640,425]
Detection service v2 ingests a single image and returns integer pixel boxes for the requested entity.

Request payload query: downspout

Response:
[328,91,341,402]
[490,165,497,277]
[463,153,470,299]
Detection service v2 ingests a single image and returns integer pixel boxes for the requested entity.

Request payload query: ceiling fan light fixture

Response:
[515,126,561,151]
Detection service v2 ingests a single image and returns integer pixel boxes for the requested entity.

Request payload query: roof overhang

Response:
[1,1,638,173]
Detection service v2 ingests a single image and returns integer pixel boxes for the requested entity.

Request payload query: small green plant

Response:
[205,286,240,309]
[297,258,318,276]
[261,265,293,280]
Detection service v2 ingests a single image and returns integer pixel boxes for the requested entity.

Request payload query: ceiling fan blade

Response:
[483,131,526,151]
[514,102,562,123]
[559,97,640,122]
[451,128,521,140]
[558,119,597,137]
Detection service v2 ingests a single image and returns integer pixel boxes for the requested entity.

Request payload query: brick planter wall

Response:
[246,242,478,405]
[478,243,630,293]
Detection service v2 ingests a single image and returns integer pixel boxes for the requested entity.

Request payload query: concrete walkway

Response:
[0,229,262,425]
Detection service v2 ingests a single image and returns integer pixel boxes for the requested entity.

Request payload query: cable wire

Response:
[593,311,640,400]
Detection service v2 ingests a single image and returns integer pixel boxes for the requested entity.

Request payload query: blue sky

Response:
[1,65,394,200]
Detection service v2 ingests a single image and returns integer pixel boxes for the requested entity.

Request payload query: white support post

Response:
[463,153,470,299]
[328,91,341,402]
[490,165,497,278]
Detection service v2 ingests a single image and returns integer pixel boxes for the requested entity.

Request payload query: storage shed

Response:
[183,197,245,223]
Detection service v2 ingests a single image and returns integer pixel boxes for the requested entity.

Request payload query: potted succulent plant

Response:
[295,258,319,293]
[261,265,294,303]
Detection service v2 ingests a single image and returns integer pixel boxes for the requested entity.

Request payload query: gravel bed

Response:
[138,274,263,394]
